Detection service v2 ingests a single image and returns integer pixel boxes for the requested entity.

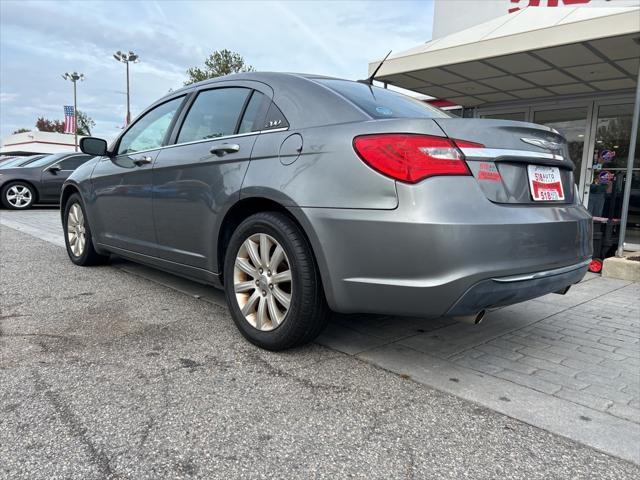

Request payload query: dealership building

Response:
[0,131,82,156]
[371,0,640,256]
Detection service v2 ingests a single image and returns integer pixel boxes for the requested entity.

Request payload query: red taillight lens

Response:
[353,134,473,184]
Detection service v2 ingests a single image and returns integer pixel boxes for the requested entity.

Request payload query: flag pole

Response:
[62,72,83,151]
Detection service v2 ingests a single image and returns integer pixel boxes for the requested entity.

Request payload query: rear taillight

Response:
[353,134,480,184]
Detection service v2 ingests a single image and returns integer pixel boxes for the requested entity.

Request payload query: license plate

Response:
[527,165,564,201]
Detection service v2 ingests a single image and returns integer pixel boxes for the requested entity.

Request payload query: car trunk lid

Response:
[434,118,575,204]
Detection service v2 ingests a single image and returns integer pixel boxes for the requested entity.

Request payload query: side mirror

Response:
[47,164,61,174]
[80,137,108,156]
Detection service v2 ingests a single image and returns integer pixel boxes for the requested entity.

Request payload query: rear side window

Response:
[178,88,250,143]
[58,155,90,170]
[316,79,449,120]
[238,91,267,134]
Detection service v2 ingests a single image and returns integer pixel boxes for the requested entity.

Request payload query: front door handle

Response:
[132,155,153,166]
[210,143,240,156]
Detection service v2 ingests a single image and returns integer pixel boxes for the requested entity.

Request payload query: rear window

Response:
[316,79,449,120]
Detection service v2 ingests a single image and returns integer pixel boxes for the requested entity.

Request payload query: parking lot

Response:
[1,208,639,478]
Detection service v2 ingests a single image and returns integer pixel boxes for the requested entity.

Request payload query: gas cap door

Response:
[279,133,303,165]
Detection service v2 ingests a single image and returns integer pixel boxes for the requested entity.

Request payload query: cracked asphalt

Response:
[1,225,639,479]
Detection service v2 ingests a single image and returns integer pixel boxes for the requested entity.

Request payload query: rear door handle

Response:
[132,155,153,166]
[210,143,240,156]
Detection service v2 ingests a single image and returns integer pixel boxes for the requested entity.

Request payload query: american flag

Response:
[63,105,76,134]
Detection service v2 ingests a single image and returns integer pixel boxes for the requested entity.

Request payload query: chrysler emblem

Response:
[521,137,562,151]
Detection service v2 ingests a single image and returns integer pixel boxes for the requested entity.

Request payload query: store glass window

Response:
[481,111,527,122]
[533,107,588,184]
[588,103,640,250]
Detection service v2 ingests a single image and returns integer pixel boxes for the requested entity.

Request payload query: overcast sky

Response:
[0,0,434,140]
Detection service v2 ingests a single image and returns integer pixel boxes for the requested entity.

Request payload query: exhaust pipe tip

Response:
[453,310,486,325]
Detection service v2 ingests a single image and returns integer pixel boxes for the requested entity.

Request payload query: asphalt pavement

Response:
[1,225,640,479]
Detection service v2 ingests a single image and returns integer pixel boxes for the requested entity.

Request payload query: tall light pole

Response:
[61,72,84,151]
[113,50,139,125]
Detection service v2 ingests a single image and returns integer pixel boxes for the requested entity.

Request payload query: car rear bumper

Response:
[294,176,592,317]
[446,260,589,316]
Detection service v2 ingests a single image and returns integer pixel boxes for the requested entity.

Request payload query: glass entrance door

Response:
[587,103,640,249]
[533,107,590,200]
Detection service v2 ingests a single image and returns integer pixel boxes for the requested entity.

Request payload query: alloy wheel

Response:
[6,185,32,208]
[67,203,86,257]
[233,233,292,331]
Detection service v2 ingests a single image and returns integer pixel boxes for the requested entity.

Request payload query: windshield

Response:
[315,79,449,120]
[0,155,46,168]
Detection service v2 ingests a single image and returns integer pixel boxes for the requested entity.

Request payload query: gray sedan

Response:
[0,152,91,209]
[62,72,592,350]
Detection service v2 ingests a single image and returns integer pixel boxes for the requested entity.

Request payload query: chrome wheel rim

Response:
[6,185,32,208]
[234,233,292,331]
[67,203,86,257]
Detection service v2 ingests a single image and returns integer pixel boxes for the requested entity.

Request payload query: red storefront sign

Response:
[509,0,591,13]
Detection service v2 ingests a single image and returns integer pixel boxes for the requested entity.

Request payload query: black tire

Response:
[223,211,329,350]
[1,181,36,210]
[63,193,109,266]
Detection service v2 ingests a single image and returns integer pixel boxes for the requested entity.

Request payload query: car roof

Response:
[152,72,369,129]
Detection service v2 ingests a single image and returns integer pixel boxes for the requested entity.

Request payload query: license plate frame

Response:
[527,165,565,202]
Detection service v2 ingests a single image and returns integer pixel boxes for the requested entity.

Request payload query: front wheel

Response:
[1,182,35,209]
[63,193,109,266]
[223,212,329,350]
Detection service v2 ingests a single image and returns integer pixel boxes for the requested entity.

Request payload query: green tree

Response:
[76,110,95,136]
[185,49,254,85]
[36,117,64,133]
[12,128,31,134]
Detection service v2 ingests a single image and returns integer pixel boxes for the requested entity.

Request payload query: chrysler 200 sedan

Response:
[61,72,592,350]
[1,152,91,209]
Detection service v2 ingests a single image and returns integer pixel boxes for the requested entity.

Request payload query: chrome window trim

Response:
[461,148,564,161]
[111,127,290,156]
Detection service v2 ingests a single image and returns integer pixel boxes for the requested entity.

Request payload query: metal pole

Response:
[73,79,78,152]
[126,61,131,125]
[615,64,640,257]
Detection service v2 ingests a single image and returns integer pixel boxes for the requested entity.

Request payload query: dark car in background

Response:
[62,72,591,350]
[0,152,91,209]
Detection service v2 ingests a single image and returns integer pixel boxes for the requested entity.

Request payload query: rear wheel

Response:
[223,212,329,350]
[1,182,35,209]
[63,193,109,266]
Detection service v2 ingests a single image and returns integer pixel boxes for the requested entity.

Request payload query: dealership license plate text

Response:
[527,165,565,201]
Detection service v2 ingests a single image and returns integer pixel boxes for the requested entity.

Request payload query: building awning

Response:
[369,6,640,107]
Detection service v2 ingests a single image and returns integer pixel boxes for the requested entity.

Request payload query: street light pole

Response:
[73,79,77,151]
[61,72,85,151]
[126,60,131,125]
[113,50,139,125]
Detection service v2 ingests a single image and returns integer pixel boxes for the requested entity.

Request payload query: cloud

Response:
[0,92,19,103]
[1,0,434,139]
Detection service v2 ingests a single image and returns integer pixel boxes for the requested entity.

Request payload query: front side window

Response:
[177,88,251,144]
[58,155,90,170]
[118,97,184,155]
[25,154,67,168]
